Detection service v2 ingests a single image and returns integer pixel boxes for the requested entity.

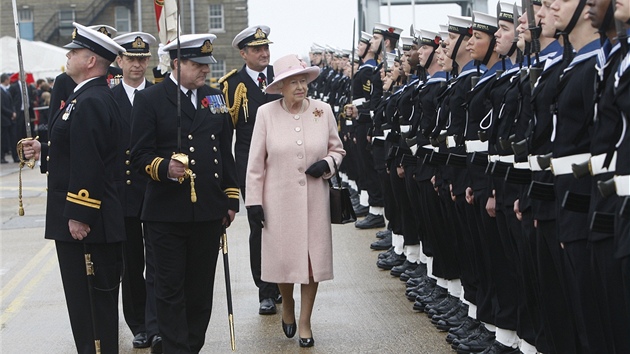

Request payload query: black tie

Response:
[258,72,267,90]
[185,90,195,109]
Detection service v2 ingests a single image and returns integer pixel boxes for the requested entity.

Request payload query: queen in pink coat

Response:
[245,54,345,348]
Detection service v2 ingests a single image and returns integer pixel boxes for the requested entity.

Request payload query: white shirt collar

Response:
[169,74,197,108]
[245,65,268,87]
[121,80,146,105]
[74,77,99,93]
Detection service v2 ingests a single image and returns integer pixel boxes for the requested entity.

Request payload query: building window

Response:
[208,4,224,32]
[115,6,131,33]
[58,9,75,37]
[209,60,226,88]
[18,9,34,41]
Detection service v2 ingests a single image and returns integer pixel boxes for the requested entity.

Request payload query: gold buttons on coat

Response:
[214,173,219,179]
[189,147,195,153]
[190,159,196,165]
[213,147,218,152]
[126,150,130,155]
[126,170,131,175]
[211,134,216,140]
[46,156,49,161]
[125,160,130,165]
[126,180,131,185]
[188,134,193,140]
[214,159,219,165]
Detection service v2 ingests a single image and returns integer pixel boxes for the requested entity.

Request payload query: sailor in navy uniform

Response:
[130,34,240,354]
[111,31,159,351]
[219,25,282,315]
[21,22,126,354]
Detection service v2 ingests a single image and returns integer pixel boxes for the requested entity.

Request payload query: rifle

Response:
[524,0,542,88]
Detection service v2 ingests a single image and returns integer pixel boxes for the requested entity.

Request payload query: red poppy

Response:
[388,27,395,33]
[468,27,473,36]
[434,36,441,46]
[59,100,65,110]
[201,97,209,109]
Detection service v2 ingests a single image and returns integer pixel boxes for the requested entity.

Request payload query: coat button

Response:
[213,146,218,152]
[46,156,49,161]
[45,171,49,176]
[192,173,196,178]
[126,180,131,185]
[298,167,304,173]
[189,146,195,153]
[214,159,218,165]
[188,134,193,140]
[296,140,302,145]
[190,159,196,165]
[294,115,300,120]
[126,170,131,175]
[295,127,301,132]
[214,173,219,179]
[299,180,305,186]
[125,160,130,165]
[48,141,51,146]
[297,153,303,159]
[125,149,130,155]
[211,134,216,140]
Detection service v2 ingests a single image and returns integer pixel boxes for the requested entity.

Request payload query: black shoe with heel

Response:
[282,320,296,338]
[299,337,315,347]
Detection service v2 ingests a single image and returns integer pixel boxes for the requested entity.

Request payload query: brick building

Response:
[1,0,249,82]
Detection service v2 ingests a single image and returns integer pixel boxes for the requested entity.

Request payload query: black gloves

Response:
[305,160,330,178]
[247,205,265,229]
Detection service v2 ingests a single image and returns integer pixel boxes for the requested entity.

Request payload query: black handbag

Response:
[329,159,356,224]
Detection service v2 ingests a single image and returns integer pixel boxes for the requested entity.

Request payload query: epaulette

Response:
[219,69,238,84]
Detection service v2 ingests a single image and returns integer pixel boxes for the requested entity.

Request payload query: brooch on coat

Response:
[202,94,228,114]
[313,108,323,121]
[62,99,77,121]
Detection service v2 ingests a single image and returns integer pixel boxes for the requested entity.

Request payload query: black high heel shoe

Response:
[298,336,315,348]
[282,320,296,338]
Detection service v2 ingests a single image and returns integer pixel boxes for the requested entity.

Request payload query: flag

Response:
[154,0,179,46]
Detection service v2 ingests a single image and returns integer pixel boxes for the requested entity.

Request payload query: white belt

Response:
[550,153,591,176]
[513,162,530,169]
[334,106,339,114]
[400,125,411,133]
[446,136,456,148]
[352,98,366,107]
[589,152,616,176]
[528,155,550,171]
[410,144,418,155]
[489,155,515,163]
[615,175,630,196]
[383,129,391,139]
[345,120,353,126]
[465,140,488,153]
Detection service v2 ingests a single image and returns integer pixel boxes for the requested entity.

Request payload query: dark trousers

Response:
[355,122,383,206]
[389,166,418,245]
[55,240,122,354]
[145,220,222,354]
[121,217,158,337]
[8,120,19,161]
[453,195,480,307]
[1,124,11,158]
[535,220,581,354]
[241,188,279,301]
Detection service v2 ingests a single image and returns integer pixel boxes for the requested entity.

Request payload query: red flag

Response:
[154,0,179,45]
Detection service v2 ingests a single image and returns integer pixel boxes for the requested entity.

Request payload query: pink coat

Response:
[245,99,345,284]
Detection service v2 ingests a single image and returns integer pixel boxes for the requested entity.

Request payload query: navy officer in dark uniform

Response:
[111,31,159,351]
[130,34,240,354]
[219,25,282,315]
[21,22,126,354]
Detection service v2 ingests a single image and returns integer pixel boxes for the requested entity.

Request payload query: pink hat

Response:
[265,54,320,95]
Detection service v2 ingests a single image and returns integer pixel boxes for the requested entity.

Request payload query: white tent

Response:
[1,36,67,80]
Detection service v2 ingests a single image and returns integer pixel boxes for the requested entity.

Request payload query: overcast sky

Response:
[248,0,498,63]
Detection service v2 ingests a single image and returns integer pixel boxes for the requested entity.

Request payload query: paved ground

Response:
[0,162,453,353]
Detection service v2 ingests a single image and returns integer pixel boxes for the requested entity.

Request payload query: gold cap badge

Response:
[254,28,266,39]
[132,36,146,49]
[200,40,213,54]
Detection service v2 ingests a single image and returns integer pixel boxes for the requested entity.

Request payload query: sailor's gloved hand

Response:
[247,205,265,229]
[305,160,330,178]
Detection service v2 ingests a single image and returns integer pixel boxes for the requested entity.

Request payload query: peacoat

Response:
[245,99,345,284]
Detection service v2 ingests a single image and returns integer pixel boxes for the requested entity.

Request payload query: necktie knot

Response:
[186,90,193,98]
[258,72,267,90]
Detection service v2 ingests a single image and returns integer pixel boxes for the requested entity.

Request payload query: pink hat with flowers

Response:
[264,54,320,95]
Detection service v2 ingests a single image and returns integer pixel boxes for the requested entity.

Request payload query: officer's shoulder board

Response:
[219,69,238,85]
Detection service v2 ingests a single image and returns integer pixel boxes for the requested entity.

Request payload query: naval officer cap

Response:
[373,23,403,40]
[232,25,272,50]
[64,22,125,63]
[88,25,117,38]
[113,32,156,57]
[472,11,498,35]
[163,34,218,64]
